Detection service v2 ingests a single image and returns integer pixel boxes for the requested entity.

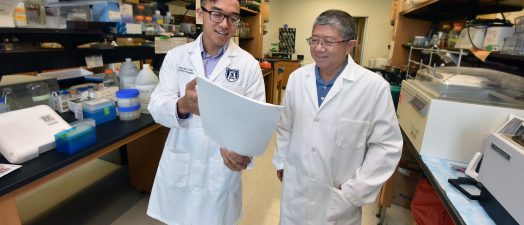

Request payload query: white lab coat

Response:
[147,34,265,225]
[273,57,402,225]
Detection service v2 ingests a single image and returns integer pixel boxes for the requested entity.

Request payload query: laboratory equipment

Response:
[0,105,71,163]
[55,119,96,155]
[102,69,119,88]
[27,82,51,107]
[477,115,524,225]
[82,99,117,125]
[118,104,141,121]
[397,67,524,163]
[119,58,139,89]
[116,88,139,107]
[134,64,159,114]
[0,75,59,109]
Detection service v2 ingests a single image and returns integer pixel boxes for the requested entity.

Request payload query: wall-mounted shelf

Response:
[401,0,523,21]
[239,37,254,41]
[402,44,524,76]
[240,7,258,17]
[0,23,167,75]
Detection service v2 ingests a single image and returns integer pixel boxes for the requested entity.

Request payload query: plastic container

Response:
[118,103,141,121]
[102,69,119,88]
[27,82,51,107]
[55,119,96,155]
[82,99,117,125]
[134,64,159,114]
[0,101,9,113]
[116,88,140,107]
[119,58,139,89]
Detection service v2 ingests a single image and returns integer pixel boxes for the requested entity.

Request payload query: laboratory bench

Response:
[0,113,165,225]
[389,128,497,225]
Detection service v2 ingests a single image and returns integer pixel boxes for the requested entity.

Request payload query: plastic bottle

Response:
[119,58,139,89]
[102,69,119,88]
[447,22,463,49]
[154,10,164,25]
[134,64,159,114]
[1,87,23,110]
[14,2,27,27]
[144,16,154,35]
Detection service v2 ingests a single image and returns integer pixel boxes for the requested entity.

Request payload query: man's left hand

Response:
[220,147,251,172]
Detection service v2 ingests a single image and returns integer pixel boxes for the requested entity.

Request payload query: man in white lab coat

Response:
[273,10,402,225]
[146,0,265,224]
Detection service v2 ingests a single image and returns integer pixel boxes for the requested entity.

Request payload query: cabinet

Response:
[127,126,169,192]
[276,60,300,88]
[239,5,266,59]
[389,0,524,76]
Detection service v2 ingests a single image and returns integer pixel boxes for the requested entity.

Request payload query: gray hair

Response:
[313,10,357,40]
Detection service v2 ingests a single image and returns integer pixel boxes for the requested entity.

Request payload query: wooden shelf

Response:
[401,0,523,20]
[240,6,258,17]
[239,37,254,41]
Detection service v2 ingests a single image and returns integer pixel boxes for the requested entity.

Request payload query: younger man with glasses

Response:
[147,0,265,224]
[273,10,402,225]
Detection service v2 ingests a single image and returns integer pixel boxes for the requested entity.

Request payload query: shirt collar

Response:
[315,61,348,86]
[200,38,228,60]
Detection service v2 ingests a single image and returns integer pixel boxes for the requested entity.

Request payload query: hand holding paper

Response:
[196,77,283,157]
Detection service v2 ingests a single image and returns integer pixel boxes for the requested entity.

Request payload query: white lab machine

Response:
[397,67,524,163]
[477,115,524,225]
[0,105,71,164]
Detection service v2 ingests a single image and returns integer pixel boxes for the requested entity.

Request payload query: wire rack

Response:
[406,46,468,79]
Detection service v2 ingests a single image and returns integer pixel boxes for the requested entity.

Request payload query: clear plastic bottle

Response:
[27,82,50,106]
[1,87,23,110]
[102,69,119,88]
[447,22,463,49]
[144,16,154,35]
[119,58,139,89]
[134,64,159,114]
[154,10,164,25]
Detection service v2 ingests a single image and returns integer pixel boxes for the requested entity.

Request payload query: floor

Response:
[16,136,413,225]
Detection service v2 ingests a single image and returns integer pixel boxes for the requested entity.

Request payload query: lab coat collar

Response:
[188,34,240,81]
[306,56,359,111]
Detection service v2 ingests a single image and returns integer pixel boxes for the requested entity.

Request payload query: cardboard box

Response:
[391,166,423,209]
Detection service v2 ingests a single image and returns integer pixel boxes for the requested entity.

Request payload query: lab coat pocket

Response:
[326,188,357,223]
[209,158,238,191]
[167,152,190,187]
[335,119,369,150]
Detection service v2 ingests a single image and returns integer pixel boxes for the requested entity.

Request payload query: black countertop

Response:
[0,113,157,196]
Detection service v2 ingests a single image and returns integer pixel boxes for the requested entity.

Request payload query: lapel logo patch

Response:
[225,68,239,82]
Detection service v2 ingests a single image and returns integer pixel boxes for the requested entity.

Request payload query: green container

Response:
[390,85,401,111]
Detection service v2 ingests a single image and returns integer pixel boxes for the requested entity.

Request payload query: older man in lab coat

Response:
[146,0,265,224]
[273,10,402,225]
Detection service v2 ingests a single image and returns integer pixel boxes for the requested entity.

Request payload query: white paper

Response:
[196,77,283,157]
[0,163,21,178]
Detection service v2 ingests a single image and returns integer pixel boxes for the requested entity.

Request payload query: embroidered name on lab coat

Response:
[177,66,195,74]
[225,68,239,82]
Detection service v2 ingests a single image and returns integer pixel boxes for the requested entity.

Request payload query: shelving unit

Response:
[389,0,524,76]
[238,4,267,59]
[0,25,166,75]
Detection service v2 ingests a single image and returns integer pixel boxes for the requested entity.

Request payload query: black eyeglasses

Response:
[201,7,240,26]
[306,37,350,47]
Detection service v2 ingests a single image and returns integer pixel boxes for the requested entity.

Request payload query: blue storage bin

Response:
[55,119,96,154]
[82,99,117,125]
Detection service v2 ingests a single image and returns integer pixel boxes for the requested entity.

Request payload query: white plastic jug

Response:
[119,58,139,89]
[134,64,159,114]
